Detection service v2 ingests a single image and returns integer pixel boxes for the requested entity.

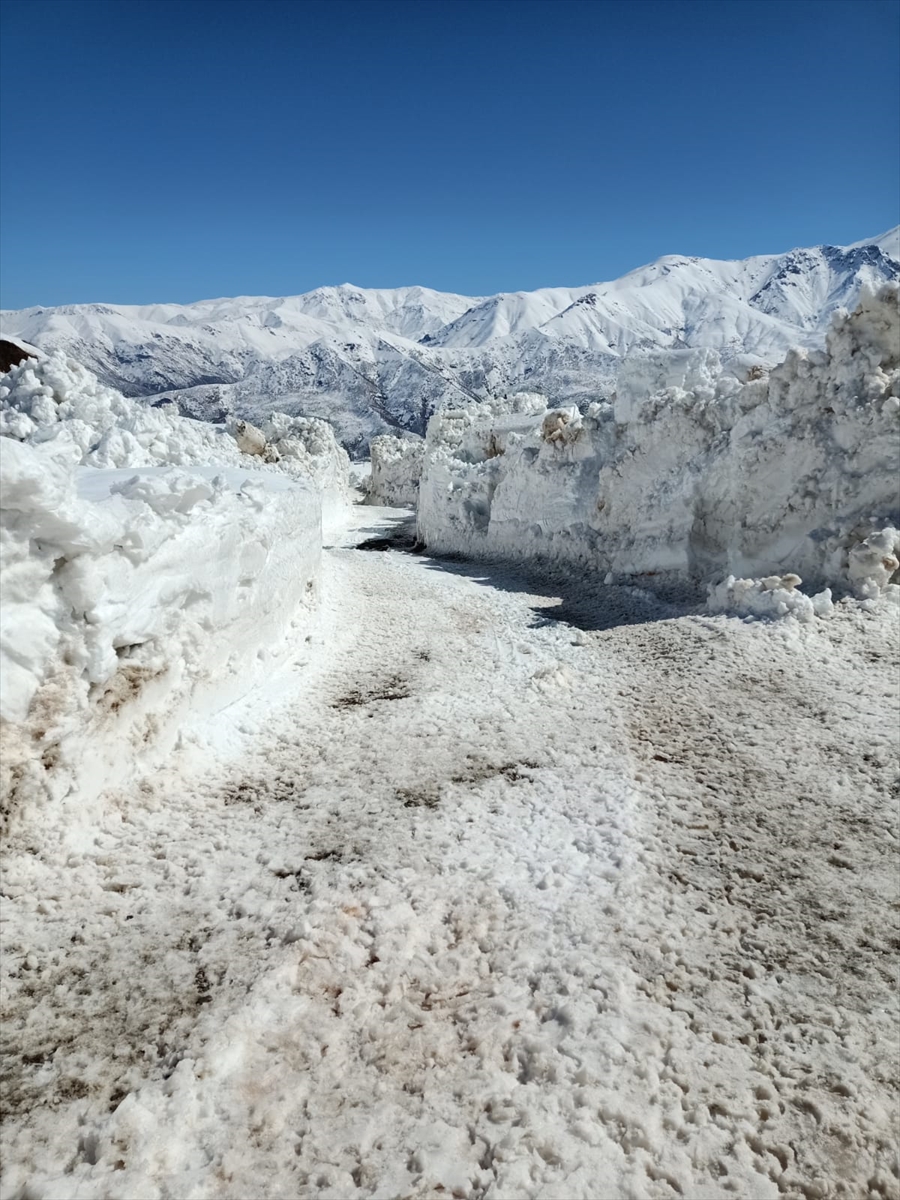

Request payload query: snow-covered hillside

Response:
[2,231,896,452]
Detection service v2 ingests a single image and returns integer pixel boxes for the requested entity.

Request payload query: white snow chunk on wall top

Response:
[0,349,350,507]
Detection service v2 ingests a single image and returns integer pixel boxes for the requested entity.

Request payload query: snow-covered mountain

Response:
[2,231,897,453]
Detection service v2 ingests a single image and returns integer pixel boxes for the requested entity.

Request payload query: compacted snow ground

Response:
[1,505,898,1200]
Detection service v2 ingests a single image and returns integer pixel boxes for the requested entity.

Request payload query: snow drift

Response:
[417,285,900,610]
[0,355,350,829]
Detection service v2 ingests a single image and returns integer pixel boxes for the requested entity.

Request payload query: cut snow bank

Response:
[0,354,350,831]
[417,286,900,612]
[0,351,351,520]
[365,434,424,507]
[0,441,321,833]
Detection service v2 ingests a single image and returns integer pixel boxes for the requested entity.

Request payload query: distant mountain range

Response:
[3,228,897,453]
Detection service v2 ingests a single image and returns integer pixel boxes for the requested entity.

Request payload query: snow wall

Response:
[417,286,900,607]
[0,352,350,530]
[366,434,424,507]
[0,354,349,831]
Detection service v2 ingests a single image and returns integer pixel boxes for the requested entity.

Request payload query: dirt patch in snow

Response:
[220,767,309,809]
[92,663,168,716]
[331,674,412,708]
[1,909,221,1121]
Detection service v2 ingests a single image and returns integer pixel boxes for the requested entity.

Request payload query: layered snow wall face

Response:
[365,434,424,507]
[417,286,900,609]
[0,354,349,829]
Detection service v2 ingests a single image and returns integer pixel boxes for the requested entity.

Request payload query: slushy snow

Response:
[1,506,897,1200]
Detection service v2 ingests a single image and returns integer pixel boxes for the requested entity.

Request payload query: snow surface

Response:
[0,352,239,467]
[0,351,350,525]
[1,231,896,450]
[417,285,900,607]
[1,504,897,1200]
[846,226,900,260]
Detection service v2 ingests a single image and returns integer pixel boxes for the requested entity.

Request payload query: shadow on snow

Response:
[348,516,702,633]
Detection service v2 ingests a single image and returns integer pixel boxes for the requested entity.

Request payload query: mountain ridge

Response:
[2,231,897,453]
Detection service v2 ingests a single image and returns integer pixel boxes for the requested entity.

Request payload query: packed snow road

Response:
[2,505,898,1200]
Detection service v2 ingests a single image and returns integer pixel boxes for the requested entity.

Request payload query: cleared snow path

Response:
[2,507,898,1200]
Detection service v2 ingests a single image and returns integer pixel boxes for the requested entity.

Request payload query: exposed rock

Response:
[0,340,35,375]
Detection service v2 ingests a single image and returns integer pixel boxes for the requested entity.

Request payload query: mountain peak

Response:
[844,226,900,260]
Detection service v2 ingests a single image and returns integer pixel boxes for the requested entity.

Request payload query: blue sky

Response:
[1,0,897,307]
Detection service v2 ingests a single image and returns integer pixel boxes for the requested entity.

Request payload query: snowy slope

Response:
[846,225,900,258]
[2,231,897,451]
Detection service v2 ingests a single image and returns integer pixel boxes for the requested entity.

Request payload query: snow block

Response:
[0,350,350,519]
[366,435,424,507]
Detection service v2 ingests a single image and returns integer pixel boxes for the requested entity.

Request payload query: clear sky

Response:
[1,0,898,308]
